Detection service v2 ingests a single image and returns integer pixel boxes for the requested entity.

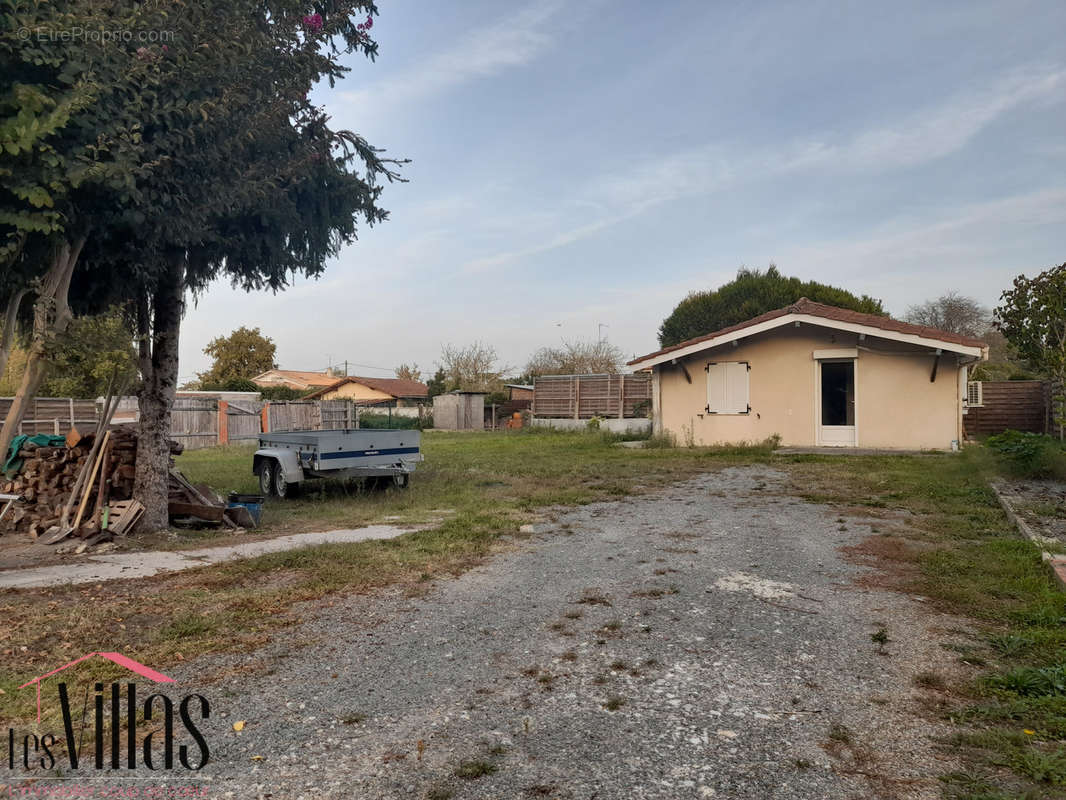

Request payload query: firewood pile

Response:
[0,424,245,546]
[0,425,166,539]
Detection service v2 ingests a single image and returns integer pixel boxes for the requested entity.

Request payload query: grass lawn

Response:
[170,429,757,537]
[1,431,1063,799]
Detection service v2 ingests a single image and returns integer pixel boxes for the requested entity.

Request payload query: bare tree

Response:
[394,363,422,382]
[904,292,990,337]
[438,342,509,392]
[525,338,625,377]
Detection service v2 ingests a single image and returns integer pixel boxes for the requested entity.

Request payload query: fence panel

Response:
[0,397,99,435]
[532,374,651,419]
[268,401,322,433]
[964,381,1048,437]
[319,400,351,429]
[171,398,219,450]
[226,400,264,441]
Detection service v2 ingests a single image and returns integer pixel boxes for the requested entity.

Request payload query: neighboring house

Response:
[252,369,340,392]
[302,376,429,407]
[505,384,534,401]
[627,298,988,450]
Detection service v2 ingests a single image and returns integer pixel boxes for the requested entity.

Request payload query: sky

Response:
[177,0,1066,383]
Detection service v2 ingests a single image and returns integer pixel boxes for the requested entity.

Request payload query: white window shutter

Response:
[706,362,749,414]
[725,362,750,413]
[966,381,983,407]
[706,364,728,412]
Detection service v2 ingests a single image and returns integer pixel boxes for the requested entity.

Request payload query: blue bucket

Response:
[227,493,265,526]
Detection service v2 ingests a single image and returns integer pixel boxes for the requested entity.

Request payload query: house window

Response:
[706,362,750,414]
[966,381,983,407]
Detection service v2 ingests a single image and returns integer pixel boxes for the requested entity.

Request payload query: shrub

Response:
[985,430,1066,480]
[259,385,313,401]
[355,412,425,430]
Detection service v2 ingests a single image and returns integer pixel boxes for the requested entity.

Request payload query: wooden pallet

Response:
[108,499,144,536]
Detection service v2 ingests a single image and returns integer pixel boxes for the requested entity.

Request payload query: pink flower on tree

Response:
[303,13,324,32]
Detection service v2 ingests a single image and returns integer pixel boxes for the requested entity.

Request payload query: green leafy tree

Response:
[0,0,182,453]
[3,0,404,527]
[1,310,137,398]
[41,310,137,397]
[995,263,1066,439]
[0,345,27,395]
[425,367,449,398]
[196,327,277,387]
[658,265,885,348]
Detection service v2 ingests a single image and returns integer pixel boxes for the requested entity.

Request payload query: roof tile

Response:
[628,297,987,365]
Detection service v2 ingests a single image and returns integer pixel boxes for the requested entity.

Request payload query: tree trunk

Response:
[133,255,185,532]
[0,238,85,456]
[0,287,28,381]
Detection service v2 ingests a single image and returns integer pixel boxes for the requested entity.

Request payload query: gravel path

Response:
[143,466,967,799]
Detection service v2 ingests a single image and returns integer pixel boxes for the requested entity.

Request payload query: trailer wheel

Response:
[391,473,409,489]
[274,466,295,498]
[258,460,277,496]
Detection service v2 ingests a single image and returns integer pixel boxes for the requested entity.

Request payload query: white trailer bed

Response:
[253,429,422,497]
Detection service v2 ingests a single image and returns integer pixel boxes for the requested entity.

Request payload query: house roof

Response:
[303,376,429,400]
[628,297,988,369]
[252,369,339,388]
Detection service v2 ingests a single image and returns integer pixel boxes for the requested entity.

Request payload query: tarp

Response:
[3,434,68,476]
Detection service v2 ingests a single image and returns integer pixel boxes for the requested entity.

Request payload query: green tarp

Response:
[3,433,68,476]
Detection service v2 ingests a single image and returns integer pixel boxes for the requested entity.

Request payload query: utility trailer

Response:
[253,429,422,497]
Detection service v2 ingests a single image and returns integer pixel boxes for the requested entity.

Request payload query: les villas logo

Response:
[6,651,210,773]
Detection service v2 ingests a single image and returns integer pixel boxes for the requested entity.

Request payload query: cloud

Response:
[459,64,1066,273]
[787,187,1066,278]
[792,65,1066,171]
[341,0,564,117]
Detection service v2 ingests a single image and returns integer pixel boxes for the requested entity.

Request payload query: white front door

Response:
[818,359,856,446]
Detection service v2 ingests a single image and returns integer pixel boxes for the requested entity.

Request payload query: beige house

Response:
[628,298,988,450]
[303,376,428,407]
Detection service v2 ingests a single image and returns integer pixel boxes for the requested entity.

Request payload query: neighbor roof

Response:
[252,369,339,388]
[628,297,987,369]
[303,376,429,400]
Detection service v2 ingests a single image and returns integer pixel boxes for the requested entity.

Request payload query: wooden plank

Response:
[168,501,225,522]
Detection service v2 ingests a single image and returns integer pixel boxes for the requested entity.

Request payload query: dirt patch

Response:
[998,477,1066,546]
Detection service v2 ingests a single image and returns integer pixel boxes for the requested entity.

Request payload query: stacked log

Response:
[0,425,181,539]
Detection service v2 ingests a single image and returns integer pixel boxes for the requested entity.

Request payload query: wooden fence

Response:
[964,380,1056,437]
[2,396,420,450]
[171,398,416,448]
[171,398,220,450]
[532,374,651,419]
[0,397,99,435]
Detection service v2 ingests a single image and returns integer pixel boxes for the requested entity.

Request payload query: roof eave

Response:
[628,313,986,370]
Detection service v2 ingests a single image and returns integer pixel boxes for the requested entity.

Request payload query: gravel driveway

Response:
[153,466,966,799]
